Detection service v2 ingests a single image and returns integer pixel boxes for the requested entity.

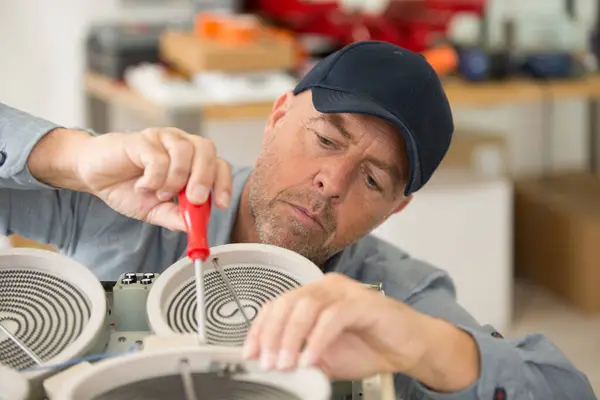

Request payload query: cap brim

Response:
[310,86,421,195]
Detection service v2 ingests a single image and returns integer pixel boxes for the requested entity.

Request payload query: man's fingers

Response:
[187,138,217,204]
[302,301,360,368]
[145,202,186,231]
[243,283,336,371]
[243,300,273,360]
[213,159,232,208]
[133,139,170,193]
[126,128,229,207]
[253,295,292,369]
[276,296,321,370]
[157,132,194,201]
[257,294,297,370]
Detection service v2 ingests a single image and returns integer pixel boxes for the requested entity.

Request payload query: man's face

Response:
[248,90,411,266]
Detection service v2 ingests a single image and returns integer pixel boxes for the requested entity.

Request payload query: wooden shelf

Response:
[85,72,275,122]
[443,74,600,107]
[85,71,600,120]
[443,78,542,106]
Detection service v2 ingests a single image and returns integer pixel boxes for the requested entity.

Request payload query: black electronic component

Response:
[85,21,189,80]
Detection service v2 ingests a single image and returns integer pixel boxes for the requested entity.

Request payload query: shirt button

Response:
[0,151,6,167]
[494,387,507,399]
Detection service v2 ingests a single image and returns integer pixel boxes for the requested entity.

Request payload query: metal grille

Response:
[90,373,303,400]
[0,269,90,370]
[166,264,301,346]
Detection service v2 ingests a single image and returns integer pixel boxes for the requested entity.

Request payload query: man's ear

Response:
[264,91,293,139]
[392,194,413,215]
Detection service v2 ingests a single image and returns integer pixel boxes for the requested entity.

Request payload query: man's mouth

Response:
[285,202,326,231]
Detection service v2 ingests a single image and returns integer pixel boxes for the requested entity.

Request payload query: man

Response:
[0,41,595,399]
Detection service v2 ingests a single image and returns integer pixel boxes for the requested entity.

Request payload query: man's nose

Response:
[312,158,355,202]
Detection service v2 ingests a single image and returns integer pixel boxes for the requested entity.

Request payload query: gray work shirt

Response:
[0,102,596,399]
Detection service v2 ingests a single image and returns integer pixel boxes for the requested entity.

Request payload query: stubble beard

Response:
[248,165,337,266]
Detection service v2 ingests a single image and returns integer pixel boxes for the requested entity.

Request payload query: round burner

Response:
[147,244,323,345]
[0,248,107,394]
[0,269,91,370]
[167,264,303,345]
[43,338,331,400]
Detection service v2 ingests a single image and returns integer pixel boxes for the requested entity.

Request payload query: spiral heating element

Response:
[0,269,90,370]
[166,263,302,346]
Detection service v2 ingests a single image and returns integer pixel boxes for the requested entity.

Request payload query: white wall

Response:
[372,172,513,332]
[0,0,194,126]
[0,0,87,125]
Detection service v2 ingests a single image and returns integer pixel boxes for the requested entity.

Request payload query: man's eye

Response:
[366,175,381,191]
[317,134,334,147]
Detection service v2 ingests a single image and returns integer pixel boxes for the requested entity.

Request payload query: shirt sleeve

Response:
[0,102,187,280]
[402,274,596,400]
[0,102,64,188]
[0,102,95,249]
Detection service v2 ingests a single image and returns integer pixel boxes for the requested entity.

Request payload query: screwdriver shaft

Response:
[193,258,207,345]
[179,358,199,400]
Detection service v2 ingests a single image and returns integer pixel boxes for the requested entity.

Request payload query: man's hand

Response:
[28,127,231,231]
[242,273,480,393]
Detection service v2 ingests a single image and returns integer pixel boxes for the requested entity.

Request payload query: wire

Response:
[538,80,554,180]
[19,342,141,373]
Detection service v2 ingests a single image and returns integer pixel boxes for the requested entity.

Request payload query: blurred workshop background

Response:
[2,0,600,391]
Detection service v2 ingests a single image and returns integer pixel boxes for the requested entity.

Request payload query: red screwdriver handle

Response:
[178,187,212,262]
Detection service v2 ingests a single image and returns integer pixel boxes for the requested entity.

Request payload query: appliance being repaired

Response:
[0,188,396,400]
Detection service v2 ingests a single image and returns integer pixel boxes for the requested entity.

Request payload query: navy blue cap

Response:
[294,40,454,195]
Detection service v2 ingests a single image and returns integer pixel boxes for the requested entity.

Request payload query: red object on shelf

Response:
[251,0,486,53]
